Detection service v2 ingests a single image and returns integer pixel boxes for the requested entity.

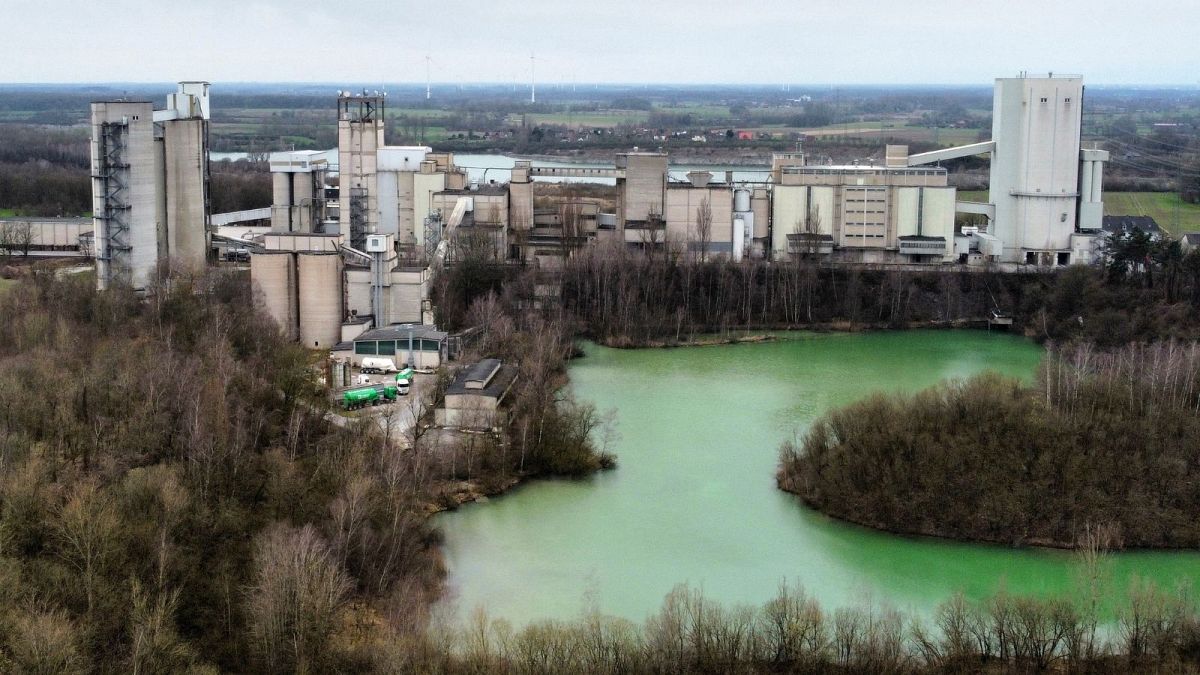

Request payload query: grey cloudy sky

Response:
[3,0,1194,85]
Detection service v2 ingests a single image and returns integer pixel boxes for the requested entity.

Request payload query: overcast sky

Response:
[3,0,1195,85]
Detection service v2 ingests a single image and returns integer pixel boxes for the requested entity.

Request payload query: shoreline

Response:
[777,481,1200,553]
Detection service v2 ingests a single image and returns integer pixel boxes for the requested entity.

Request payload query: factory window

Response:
[421,339,442,352]
[377,340,396,356]
[1040,97,1048,103]
[1064,97,1072,103]
[355,341,377,355]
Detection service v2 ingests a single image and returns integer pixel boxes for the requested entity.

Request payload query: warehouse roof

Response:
[354,324,448,343]
[445,361,518,399]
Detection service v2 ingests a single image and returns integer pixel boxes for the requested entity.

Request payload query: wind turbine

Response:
[425,55,432,100]
[530,53,536,104]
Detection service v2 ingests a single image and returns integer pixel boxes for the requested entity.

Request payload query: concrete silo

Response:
[250,251,298,340]
[297,252,343,349]
[90,101,159,290]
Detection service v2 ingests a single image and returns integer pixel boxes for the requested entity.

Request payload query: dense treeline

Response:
[0,162,92,216]
[389,577,1200,674]
[779,342,1200,548]
[558,243,1200,348]
[0,125,273,216]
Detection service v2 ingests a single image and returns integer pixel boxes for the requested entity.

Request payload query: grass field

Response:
[1103,192,1200,235]
[0,278,16,294]
[957,191,1200,235]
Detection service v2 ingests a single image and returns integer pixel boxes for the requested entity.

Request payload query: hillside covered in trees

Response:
[779,342,1200,549]
[0,269,610,672]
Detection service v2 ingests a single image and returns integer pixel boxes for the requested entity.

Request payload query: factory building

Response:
[906,73,1110,266]
[242,71,1118,353]
[770,146,957,263]
[270,150,329,232]
[90,82,210,290]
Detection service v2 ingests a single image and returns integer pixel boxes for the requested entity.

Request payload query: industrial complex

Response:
[80,73,1116,350]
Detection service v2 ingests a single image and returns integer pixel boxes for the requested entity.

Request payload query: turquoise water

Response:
[436,331,1200,625]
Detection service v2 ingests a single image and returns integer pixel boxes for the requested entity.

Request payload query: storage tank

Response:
[733,188,751,213]
[250,251,297,340]
[298,253,343,350]
[732,217,746,262]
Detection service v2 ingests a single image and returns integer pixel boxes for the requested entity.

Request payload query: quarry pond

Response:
[436,331,1200,625]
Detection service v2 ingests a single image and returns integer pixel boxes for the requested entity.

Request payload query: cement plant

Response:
[4,8,1200,668]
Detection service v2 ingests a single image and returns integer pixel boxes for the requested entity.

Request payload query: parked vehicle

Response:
[361,357,399,374]
[395,366,414,383]
[395,379,410,396]
[342,387,380,410]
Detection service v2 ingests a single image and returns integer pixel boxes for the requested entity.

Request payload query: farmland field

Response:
[956,191,1200,235]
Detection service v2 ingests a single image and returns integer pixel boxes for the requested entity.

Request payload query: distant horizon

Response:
[2,80,1197,90]
[4,0,1195,87]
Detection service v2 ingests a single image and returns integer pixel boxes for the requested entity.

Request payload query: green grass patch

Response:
[955,191,1200,236]
[0,278,16,294]
[1104,192,1200,235]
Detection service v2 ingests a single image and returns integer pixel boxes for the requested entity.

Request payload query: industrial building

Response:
[332,323,450,370]
[770,146,957,263]
[904,73,1110,266]
[79,72,1113,353]
[90,82,211,290]
[436,358,519,430]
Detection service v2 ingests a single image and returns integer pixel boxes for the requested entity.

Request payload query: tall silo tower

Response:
[337,94,386,251]
[91,101,159,290]
[989,74,1085,265]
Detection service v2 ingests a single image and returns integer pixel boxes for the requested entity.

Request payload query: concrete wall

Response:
[617,153,667,226]
[664,186,734,253]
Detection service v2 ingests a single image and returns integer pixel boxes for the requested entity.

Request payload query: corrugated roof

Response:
[446,362,518,399]
[354,324,448,343]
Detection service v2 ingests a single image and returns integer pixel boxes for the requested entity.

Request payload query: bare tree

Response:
[246,523,352,673]
[53,479,119,618]
[0,220,34,259]
[694,196,712,263]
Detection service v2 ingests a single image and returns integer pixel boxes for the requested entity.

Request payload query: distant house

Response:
[1181,232,1200,253]
[1102,215,1163,240]
[435,359,519,430]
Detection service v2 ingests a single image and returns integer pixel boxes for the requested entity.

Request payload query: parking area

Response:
[332,369,434,444]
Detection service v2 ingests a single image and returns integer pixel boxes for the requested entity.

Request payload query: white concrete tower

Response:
[91,101,158,290]
[989,75,1084,265]
[338,94,386,251]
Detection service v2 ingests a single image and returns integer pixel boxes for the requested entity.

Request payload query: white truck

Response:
[360,357,399,374]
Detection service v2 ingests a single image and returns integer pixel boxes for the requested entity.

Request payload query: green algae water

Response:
[436,330,1200,625]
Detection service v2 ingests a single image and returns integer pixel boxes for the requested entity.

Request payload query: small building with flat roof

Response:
[333,323,449,370]
[436,359,519,430]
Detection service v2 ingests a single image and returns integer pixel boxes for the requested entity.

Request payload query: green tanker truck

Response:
[342,387,380,410]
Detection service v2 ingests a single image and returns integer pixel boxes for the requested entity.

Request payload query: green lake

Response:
[436,330,1200,625]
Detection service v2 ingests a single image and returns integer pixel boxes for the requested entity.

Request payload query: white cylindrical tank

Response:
[298,253,343,350]
[732,217,745,262]
[250,251,297,340]
[734,188,751,213]
[1079,161,1093,204]
[1091,161,1103,202]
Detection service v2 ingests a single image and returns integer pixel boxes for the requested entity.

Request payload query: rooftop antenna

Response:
[425,55,432,100]
[530,53,536,104]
